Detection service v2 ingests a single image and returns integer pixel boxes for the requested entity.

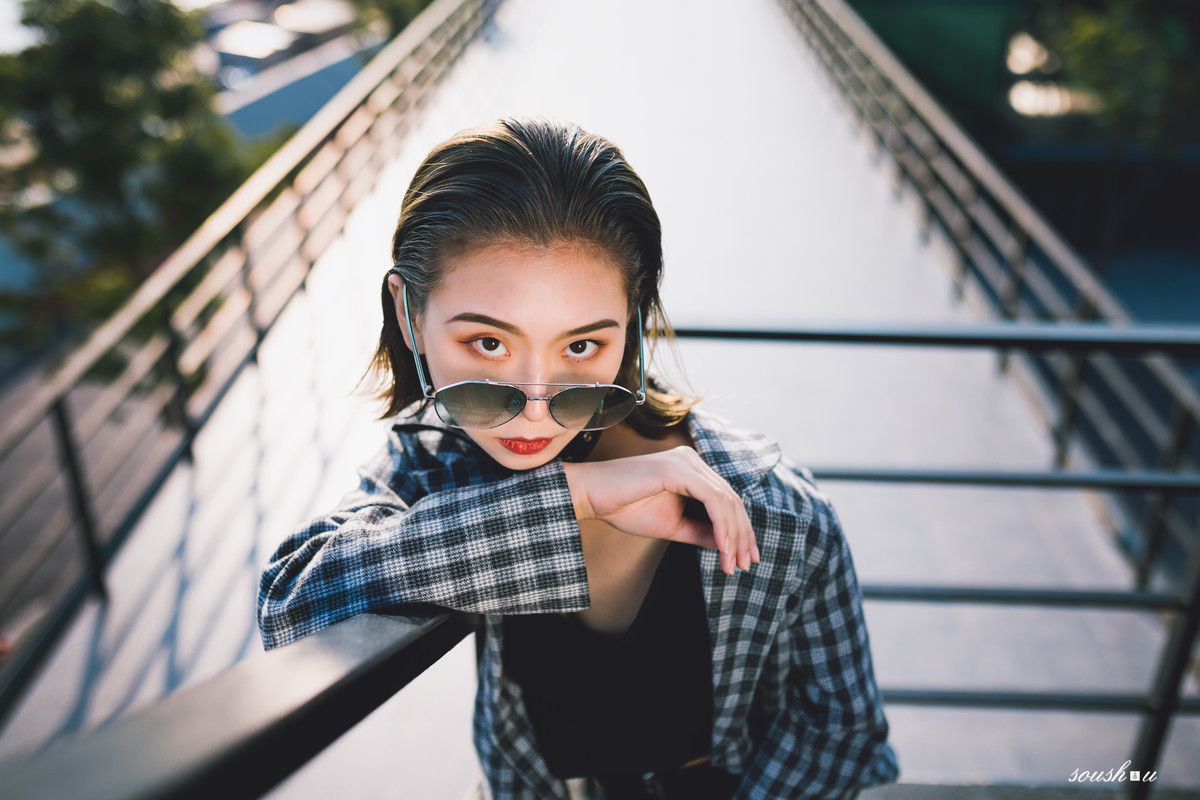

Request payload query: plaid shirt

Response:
[259,405,899,799]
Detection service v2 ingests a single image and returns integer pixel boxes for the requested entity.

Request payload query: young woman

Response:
[258,117,899,800]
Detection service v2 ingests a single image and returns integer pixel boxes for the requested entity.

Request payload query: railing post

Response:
[946,182,978,303]
[997,225,1030,373]
[1126,529,1200,800]
[1052,295,1097,467]
[1137,408,1193,590]
[162,308,198,464]
[237,229,267,359]
[49,398,107,600]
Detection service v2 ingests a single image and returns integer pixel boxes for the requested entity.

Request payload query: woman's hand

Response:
[562,447,760,574]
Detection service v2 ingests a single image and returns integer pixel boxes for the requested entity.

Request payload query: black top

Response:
[503,542,714,779]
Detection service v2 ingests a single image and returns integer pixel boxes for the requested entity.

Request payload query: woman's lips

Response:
[498,437,553,455]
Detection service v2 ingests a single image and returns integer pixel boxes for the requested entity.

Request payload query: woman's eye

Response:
[471,337,508,357]
[566,340,599,358]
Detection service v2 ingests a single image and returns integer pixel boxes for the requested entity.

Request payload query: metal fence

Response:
[778,0,1200,593]
[0,325,1198,800]
[0,1,1197,798]
[0,0,499,727]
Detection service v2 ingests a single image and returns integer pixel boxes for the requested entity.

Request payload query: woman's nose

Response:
[520,394,550,423]
[517,364,553,423]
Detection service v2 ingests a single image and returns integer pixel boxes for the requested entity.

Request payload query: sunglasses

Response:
[398,279,646,431]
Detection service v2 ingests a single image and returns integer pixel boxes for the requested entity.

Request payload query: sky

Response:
[0,0,38,54]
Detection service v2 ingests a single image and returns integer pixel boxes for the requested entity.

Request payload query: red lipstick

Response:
[498,437,553,455]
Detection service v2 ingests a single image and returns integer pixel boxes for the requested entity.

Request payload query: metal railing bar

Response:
[49,399,104,599]
[253,261,309,331]
[3,426,206,729]
[803,0,1125,322]
[246,223,305,295]
[0,456,60,540]
[1130,541,1200,799]
[170,248,247,333]
[672,322,1200,356]
[807,466,1200,492]
[87,385,177,501]
[0,515,73,617]
[1070,385,1152,474]
[1013,262,1074,320]
[0,612,475,800]
[293,140,343,196]
[74,335,172,447]
[241,189,301,256]
[0,572,96,725]
[862,584,1185,611]
[178,289,253,377]
[881,689,1200,714]
[184,331,259,428]
[1087,355,1173,453]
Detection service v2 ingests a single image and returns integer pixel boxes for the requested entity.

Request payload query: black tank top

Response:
[503,542,714,779]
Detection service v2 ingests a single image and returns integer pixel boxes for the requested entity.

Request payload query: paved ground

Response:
[0,0,1197,797]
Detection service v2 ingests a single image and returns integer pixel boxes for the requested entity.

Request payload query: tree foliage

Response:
[345,0,434,39]
[1040,0,1200,155]
[0,0,263,354]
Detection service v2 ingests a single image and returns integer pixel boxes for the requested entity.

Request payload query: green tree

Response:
[346,0,434,39]
[0,0,262,354]
[1037,0,1200,267]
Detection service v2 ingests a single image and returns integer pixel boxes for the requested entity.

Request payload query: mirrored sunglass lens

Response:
[435,383,525,429]
[549,386,636,431]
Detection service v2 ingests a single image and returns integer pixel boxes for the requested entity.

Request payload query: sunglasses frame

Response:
[397,277,647,430]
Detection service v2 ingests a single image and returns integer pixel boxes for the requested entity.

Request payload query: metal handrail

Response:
[777,0,1200,599]
[777,3,1200,796]
[0,611,476,800]
[0,0,497,727]
[0,0,1195,795]
[674,322,1200,359]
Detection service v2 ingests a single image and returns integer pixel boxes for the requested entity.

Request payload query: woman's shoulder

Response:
[686,405,836,535]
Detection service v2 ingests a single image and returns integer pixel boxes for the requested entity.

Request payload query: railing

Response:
[0,324,1196,799]
[678,324,1200,800]
[0,611,475,800]
[0,0,499,727]
[778,0,1200,593]
[0,0,1196,796]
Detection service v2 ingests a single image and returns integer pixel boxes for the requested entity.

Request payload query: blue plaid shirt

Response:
[259,404,900,798]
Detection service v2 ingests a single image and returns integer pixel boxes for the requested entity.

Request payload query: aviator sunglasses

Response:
[397,277,647,431]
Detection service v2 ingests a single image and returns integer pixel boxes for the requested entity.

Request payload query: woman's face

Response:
[389,239,630,470]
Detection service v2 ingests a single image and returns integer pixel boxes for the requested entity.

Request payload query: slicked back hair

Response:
[365,116,693,436]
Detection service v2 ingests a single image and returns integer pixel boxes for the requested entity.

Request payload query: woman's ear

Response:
[387,272,424,353]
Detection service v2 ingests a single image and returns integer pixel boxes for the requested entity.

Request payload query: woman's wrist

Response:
[561,461,595,522]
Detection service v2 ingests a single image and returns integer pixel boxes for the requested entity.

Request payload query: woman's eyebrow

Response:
[563,319,620,337]
[446,313,521,334]
[445,313,620,338]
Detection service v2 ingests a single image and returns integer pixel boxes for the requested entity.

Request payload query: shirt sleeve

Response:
[257,431,591,650]
[738,495,900,799]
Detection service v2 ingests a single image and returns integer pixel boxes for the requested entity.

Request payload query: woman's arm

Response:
[738,497,899,799]
[257,430,589,650]
[259,429,757,650]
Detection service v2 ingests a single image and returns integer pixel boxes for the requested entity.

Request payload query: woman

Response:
[258,117,899,800]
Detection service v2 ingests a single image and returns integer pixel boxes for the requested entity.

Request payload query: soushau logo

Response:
[1069,760,1157,783]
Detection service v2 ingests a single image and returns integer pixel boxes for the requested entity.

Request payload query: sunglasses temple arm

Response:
[635,307,647,404]
[401,281,436,399]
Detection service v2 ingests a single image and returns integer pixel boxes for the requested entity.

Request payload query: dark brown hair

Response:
[364,116,693,436]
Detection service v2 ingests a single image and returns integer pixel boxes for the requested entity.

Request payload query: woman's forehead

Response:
[430,241,628,327]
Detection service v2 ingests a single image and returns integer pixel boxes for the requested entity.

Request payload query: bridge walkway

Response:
[0,0,1196,796]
